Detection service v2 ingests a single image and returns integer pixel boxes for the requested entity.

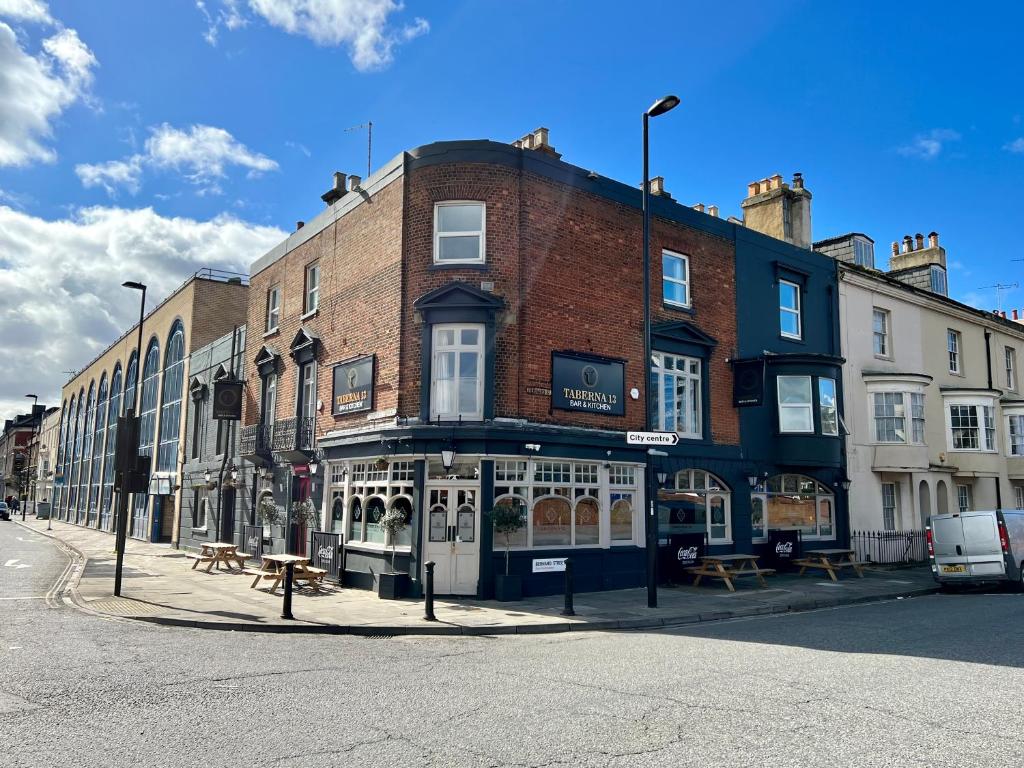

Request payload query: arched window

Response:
[55,398,69,511]
[751,474,835,540]
[390,496,414,547]
[348,496,363,542]
[132,339,160,538]
[69,389,85,516]
[123,352,138,415]
[157,322,185,473]
[89,375,108,524]
[492,495,528,548]
[532,496,572,547]
[365,496,387,544]
[78,382,96,520]
[659,470,732,544]
[330,494,345,535]
[101,365,122,529]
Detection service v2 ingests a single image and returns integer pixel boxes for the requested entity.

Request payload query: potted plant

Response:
[492,502,526,601]
[377,504,409,600]
[258,495,281,539]
[292,499,320,530]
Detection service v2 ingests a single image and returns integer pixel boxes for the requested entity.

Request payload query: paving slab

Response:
[18,518,939,635]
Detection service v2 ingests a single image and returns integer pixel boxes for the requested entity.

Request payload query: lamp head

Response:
[647,94,680,117]
[122,281,146,291]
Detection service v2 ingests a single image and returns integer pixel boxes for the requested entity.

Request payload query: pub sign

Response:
[551,352,625,416]
[332,355,374,416]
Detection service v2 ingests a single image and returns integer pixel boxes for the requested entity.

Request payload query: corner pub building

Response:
[242,128,847,598]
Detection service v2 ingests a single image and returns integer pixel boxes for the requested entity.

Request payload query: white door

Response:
[424,485,480,595]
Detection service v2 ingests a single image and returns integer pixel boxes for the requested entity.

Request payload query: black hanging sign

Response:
[732,358,766,407]
[213,380,244,420]
[551,352,625,416]
[332,355,374,416]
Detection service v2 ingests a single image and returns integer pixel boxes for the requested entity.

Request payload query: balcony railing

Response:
[271,416,316,454]
[240,423,274,457]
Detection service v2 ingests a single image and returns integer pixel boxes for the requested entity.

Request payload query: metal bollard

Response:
[281,562,295,620]
[424,560,437,621]
[560,557,575,616]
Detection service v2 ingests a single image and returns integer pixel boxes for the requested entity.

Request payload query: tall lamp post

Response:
[114,281,147,597]
[23,393,38,522]
[642,94,680,609]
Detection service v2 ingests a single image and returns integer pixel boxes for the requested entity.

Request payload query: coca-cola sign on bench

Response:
[767,529,802,571]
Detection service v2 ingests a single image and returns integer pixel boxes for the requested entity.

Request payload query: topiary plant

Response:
[380,505,408,572]
[492,502,527,576]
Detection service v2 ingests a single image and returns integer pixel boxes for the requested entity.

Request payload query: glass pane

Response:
[819,499,833,536]
[457,506,475,542]
[751,497,765,537]
[780,407,812,432]
[459,351,478,377]
[436,329,456,346]
[365,499,385,543]
[460,328,479,345]
[438,203,483,232]
[574,498,600,545]
[780,282,798,310]
[662,253,685,280]
[659,493,707,535]
[766,494,816,534]
[458,378,478,414]
[610,495,633,541]
[532,497,571,546]
[780,311,800,337]
[438,235,481,261]
[663,281,687,305]
[778,377,811,404]
[429,507,447,542]
[493,497,528,547]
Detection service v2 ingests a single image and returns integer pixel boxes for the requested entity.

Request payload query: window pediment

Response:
[289,326,320,365]
[254,344,281,378]
[653,321,717,350]
[414,281,504,324]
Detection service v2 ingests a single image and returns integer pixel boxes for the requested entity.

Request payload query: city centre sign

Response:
[626,431,680,446]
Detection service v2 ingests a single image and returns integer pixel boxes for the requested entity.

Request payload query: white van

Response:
[928,510,1024,587]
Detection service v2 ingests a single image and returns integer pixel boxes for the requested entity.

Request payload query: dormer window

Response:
[930,266,948,296]
[853,237,874,269]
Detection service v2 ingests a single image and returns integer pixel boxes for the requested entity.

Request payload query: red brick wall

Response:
[243,179,405,433]
[398,162,740,444]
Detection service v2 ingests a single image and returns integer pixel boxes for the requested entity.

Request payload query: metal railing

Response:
[271,417,315,453]
[851,529,928,564]
[240,423,274,456]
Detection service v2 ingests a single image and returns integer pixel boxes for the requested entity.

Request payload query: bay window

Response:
[1008,414,1024,456]
[819,378,838,436]
[430,324,483,421]
[947,398,996,452]
[777,375,813,433]
[650,352,701,438]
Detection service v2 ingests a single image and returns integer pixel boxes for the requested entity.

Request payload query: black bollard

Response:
[560,557,575,616]
[281,562,295,620]
[424,560,437,621]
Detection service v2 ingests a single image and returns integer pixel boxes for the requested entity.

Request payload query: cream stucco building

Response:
[823,232,1024,530]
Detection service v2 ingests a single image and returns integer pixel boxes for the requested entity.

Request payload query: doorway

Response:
[423,484,480,595]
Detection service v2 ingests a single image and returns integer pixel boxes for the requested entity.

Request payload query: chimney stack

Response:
[347,174,362,192]
[692,202,705,213]
[321,170,349,205]
[296,221,304,230]
[512,127,561,159]
[740,171,812,249]
[1014,309,1020,321]
[708,205,719,218]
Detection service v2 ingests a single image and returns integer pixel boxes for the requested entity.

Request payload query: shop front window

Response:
[658,470,731,544]
[332,460,416,548]
[751,474,835,540]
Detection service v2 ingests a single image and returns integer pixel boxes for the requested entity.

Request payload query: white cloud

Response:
[76,123,278,196]
[1004,137,1024,154]
[0,204,286,422]
[200,0,428,71]
[0,0,52,24]
[897,128,961,160]
[0,21,97,166]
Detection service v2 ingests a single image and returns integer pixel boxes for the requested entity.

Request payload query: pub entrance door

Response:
[423,484,480,595]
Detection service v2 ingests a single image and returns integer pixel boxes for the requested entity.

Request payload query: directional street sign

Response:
[626,431,680,446]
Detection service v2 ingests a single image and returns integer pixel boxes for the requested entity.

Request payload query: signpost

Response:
[626,431,679,447]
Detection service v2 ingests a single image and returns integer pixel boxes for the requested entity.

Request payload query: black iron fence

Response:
[241,524,264,562]
[851,529,928,564]
[310,531,342,582]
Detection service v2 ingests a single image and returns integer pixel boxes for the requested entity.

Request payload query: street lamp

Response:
[23,394,38,522]
[642,94,680,609]
[114,280,146,597]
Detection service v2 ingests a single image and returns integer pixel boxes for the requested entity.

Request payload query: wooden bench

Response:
[187,553,216,570]
[685,554,775,591]
[794,549,868,582]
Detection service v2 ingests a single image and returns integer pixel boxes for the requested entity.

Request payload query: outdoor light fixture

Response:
[204,470,211,483]
[747,475,760,489]
[309,462,318,475]
[230,467,239,482]
[647,94,681,117]
[656,472,668,486]
[841,477,852,491]
[440,448,456,472]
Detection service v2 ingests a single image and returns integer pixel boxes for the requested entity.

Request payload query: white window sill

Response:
[664,300,692,311]
[780,333,803,341]
[300,308,319,321]
[778,430,815,435]
[192,527,208,534]
[432,258,486,266]
[947,449,999,455]
[345,542,412,554]
[263,328,280,339]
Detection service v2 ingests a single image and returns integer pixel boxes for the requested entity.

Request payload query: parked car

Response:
[928,510,1024,588]
[0,501,9,521]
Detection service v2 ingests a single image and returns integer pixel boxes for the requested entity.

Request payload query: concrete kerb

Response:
[15,519,88,611]
[17,519,940,637]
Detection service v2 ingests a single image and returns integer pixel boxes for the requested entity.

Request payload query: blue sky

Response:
[1,0,1023,419]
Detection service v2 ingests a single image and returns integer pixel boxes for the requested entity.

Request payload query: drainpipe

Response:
[984,329,993,390]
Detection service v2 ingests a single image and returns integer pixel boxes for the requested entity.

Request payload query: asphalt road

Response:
[1,520,1022,768]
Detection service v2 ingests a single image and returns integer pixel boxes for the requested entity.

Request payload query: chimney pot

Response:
[928,231,939,247]
[534,127,549,147]
[891,241,899,256]
[333,171,345,190]
[296,221,304,230]
[692,202,705,213]
[1014,309,1020,321]
[1002,311,1008,319]
[708,205,719,218]
[915,233,925,249]
[748,182,760,197]
[903,235,913,253]
[770,173,783,190]
[347,174,362,191]
[792,172,804,189]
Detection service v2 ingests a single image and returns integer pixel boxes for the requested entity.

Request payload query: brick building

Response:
[242,131,846,597]
[54,270,248,544]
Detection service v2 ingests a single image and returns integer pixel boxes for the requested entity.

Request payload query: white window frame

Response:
[819,377,838,436]
[665,469,732,545]
[779,280,802,340]
[1006,346,1017,391]
[872,308,890,357]
[433,201,486,264]
[650,352,702,439]
[777,375,813,434]
[430,323,484,421]
[1008,413,1024,456]
[872,391,906,443]
[304,262,320,315]
[881,482,898,531]
[662,250,690,309]
[1016,485,1024,510]
[945,396,997,452]
[947,329,961,374]
[956,484,971,514]
[195,497,209,531]
[266,286,280,333]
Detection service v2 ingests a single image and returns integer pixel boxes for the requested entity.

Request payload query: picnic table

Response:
[793,548,867,582]
[249,554,327,594]
[188,542,248,573]
[685,553,776,592]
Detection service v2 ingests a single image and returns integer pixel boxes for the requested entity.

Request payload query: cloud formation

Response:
[0,0,52,23]
[0,20,97,166]
[1004,137,1024,154]
[0,204,286,423]
[76,123,279,196]
[897,128,961,160]
[199,0,428,71]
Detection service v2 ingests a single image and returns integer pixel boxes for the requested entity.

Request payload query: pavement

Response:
[14,517,939,635]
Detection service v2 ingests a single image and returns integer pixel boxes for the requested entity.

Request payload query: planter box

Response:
[494,573,522,602]
[378,571,409,600]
